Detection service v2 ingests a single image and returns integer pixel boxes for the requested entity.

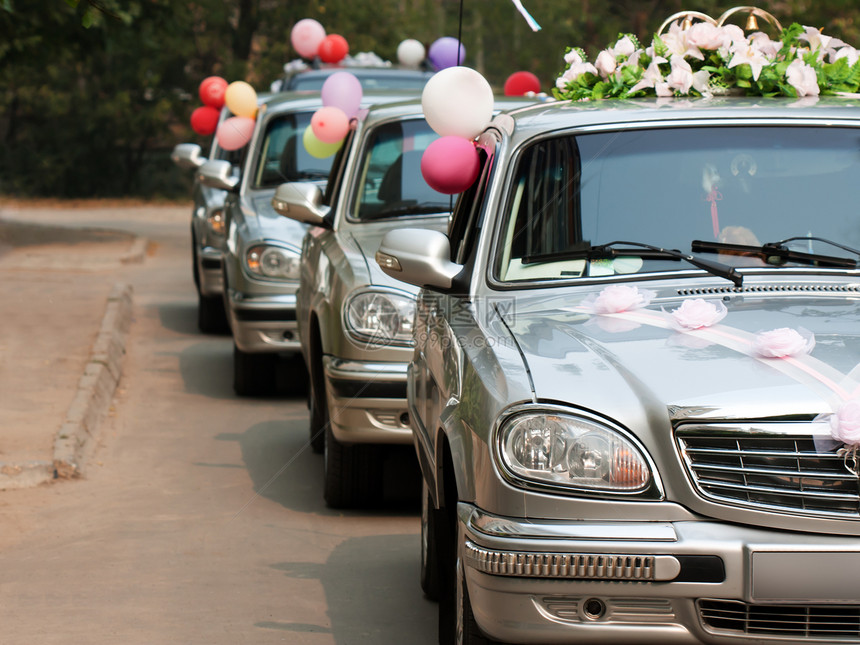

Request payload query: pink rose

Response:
[786,58,820,97]
[753,327,815,358]
[583,285,654,314]
[830,400,860,445]
[595,50,617,77]
[671,298,727,330]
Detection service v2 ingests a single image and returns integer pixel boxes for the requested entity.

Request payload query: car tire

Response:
[233,343,278,396]
[308,366,326,454]
[198,292,229,334]
[420,479,441,600]
[438,508,496,645]
[323,423,382,508]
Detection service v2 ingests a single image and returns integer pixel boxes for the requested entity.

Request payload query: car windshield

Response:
[350,117,450,221]
[252,111,334,188]
[496,125,860,283]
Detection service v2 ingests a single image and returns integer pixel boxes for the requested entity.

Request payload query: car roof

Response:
[356,95,546,126]
[499,95,860,145]
[257,90,424,118]
[282,66,434,91]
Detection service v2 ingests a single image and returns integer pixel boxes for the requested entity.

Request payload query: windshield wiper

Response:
[523,240,743,287]
[692,238,858,269]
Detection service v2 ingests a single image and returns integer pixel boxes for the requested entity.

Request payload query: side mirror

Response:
[198,159,239,192]
[271,182,331,227]
[171,143,206,170]
[375,228,463,290]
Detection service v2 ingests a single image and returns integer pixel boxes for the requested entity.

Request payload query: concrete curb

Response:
[51,282,134,479]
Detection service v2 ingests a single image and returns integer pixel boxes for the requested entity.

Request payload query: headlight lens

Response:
[245,244,301,280]
[344,290,416,346]
[207,208,226,236]
[499,412,651,493]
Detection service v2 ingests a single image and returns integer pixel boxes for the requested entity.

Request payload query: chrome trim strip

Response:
[323,356,409,379]
[465,541,681,581]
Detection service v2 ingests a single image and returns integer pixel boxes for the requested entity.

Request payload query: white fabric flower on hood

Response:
[786,58,820,97]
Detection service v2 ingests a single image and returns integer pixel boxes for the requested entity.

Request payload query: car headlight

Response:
[498,410,655,495]
[344,289,416,347]
[207,208,226,236]
[245,244,301,280]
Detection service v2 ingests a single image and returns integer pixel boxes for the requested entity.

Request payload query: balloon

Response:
[311,106,349,144]
[199,76,228,109]
[318,34,349,64]
[397,39,426,68]
[291,19,326,59]
[321,71,363,118]
[303,125,343,158]
[190,105,220,136]
[421,67,494,139]
[224,81,257,118]
[421,136,480,194]
[504,71,541,96]
[216,116,255,151]
[428,37,465,71]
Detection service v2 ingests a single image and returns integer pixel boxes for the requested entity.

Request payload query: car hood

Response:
[248,195,309,249]
[344,216,450,291]
[500,289,860,426]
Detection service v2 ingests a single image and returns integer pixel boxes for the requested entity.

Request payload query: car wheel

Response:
[420,479,441,600]
[323,423,382,509]
[233,343,278,396]
[439,510,496,645]
[308,365,326,454]
[197,292,229,334]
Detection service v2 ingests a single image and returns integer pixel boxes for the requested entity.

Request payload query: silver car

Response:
[199,91,415,395]
[272,100,451,507]
[377,98,860,643]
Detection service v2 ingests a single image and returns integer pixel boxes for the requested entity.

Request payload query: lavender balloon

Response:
[428,37,466,71]
[320,72,363,119]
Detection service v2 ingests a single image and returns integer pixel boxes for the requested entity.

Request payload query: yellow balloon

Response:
[303,125,342,158]
[224,81,257,118]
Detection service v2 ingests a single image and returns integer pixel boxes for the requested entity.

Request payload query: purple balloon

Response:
[428,37,466,71]
[320,72,363,119]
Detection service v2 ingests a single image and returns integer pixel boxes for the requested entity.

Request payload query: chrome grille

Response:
[676,424,860,518]
[699,599,860,638]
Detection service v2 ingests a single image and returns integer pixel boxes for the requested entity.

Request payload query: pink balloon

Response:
[291,19,326,59]
[311,106,349,144]
[421,136,480,194]
[320,71,363,118]
[216,116,255,151]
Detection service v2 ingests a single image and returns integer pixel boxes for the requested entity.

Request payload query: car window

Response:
[350,118,450,221]
[496,126,860,282]
[252,111,334,188]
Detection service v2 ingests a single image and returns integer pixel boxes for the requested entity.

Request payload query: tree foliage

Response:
[0,0,858,198]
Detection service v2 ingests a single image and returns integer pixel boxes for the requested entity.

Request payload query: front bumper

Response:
[460,504,860,644]
[322,356,411,445]
[226,289,301,354]
[196,245,224,297]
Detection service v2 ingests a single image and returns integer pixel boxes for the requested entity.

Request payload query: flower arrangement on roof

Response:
[554,17,860,101]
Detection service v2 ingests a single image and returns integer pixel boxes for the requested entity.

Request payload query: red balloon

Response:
[318,34,349,64]
[421,136,480,195]
[199,76,228,108]
[504,71,541,96]
[190,105,220,136]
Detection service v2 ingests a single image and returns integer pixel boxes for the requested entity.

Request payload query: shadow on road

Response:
[223,417,422,517]
[264,533,437,644]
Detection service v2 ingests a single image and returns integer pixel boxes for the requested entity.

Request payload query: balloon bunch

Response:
[290,19,349,64]
[189,76,260,151]
[420,67,494,195]
[304,71,363,159]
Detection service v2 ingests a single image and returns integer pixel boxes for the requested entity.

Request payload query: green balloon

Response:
[303,125,342,158]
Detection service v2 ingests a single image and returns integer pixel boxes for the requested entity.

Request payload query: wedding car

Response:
[376,93,860,644]
[198,91,415,395]
[273,97,532,508]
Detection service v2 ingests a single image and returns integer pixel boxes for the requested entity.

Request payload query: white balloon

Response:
[397,39,425,68]
[421,67,494,139]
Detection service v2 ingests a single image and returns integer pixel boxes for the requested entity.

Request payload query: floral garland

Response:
[554,21,860,100]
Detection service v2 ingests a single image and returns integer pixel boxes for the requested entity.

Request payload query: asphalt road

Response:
[0,203,435,644]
